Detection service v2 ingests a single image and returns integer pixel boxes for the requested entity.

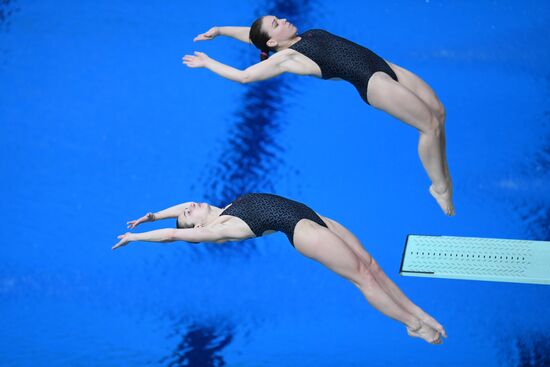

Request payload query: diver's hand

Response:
[127,212,155,229]
[182,51,211,68]
[112,232,134,251]
[193,27,219,42]
[127,219,142,229]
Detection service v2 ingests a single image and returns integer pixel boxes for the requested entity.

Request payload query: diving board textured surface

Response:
[400,235,550,285]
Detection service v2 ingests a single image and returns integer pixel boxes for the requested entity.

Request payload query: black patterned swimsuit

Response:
[220,193,327,247]
[289,29,398,105]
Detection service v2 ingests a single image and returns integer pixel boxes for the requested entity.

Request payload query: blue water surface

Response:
[1,0,550,366]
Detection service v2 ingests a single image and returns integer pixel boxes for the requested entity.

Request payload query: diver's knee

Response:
[366,257,382,276]
[422,114,442,137]
[363,253,374,268]
[435,103,446,125]
[355,263,377,289]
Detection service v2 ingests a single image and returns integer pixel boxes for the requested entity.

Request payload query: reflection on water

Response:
[201,0,316,208]
[203,79,288,206]
[504,333,550,367]
[161,321,234,367]
[0,0,16,27]
[0,0,17,67]
[515,335,550,367]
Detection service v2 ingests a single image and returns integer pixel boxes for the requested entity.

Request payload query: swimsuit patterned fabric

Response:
[220,193,328,247]
[289,29,399,105]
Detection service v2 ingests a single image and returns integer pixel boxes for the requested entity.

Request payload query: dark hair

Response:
[176,215,193,229]
[249,16,275,61]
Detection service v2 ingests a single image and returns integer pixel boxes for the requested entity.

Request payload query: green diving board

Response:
[400,235,550,285]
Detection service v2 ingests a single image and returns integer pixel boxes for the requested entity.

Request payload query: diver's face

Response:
[178,202,211,228]
[262,15,297,46]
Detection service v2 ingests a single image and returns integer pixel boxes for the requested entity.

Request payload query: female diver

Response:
[113,193,446,344]
[182,18,454,216]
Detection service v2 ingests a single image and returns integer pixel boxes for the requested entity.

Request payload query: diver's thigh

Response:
[367,72,435,133]
[293,220,364,284]
[387,62,444,114]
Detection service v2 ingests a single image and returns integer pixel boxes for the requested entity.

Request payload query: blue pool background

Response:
[1,0,550,365]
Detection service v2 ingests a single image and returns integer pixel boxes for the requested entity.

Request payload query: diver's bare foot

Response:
[407,322,443,345]
[418,313,447,338]
[429,183,455,216]
[408,305,447,338]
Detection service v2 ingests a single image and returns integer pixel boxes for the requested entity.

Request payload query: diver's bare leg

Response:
[389,62,453,201]
[368,72,454,216]
[321,216,447,338]
[293,220,442,344]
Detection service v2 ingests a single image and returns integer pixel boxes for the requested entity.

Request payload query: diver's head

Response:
[249,15,298,60]
[176,202,213,228]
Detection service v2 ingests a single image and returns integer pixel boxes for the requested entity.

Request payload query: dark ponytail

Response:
[249,16,274,61]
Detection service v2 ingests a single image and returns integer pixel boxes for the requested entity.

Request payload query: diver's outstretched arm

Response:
[194,26,251,44]
[113,227,225,250]
[183,51,289,83]
[127,203,188,229]
[113,224,252,250]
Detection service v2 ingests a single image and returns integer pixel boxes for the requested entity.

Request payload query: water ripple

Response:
[161,320,234,367]
[0,0,17,29]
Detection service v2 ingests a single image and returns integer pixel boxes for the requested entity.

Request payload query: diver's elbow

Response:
[166,229,179,242]
[240,72,253,84]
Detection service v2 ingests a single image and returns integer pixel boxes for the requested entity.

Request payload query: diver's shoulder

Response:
[303,28,330,34]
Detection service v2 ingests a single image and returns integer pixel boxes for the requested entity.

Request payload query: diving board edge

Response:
[400,234,550,285]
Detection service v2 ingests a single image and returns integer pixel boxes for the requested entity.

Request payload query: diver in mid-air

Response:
[184,17,454,216]
[113,193,446,344]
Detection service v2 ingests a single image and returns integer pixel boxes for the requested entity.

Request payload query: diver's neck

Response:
[206,206,224,223]
[278,36,301,51]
